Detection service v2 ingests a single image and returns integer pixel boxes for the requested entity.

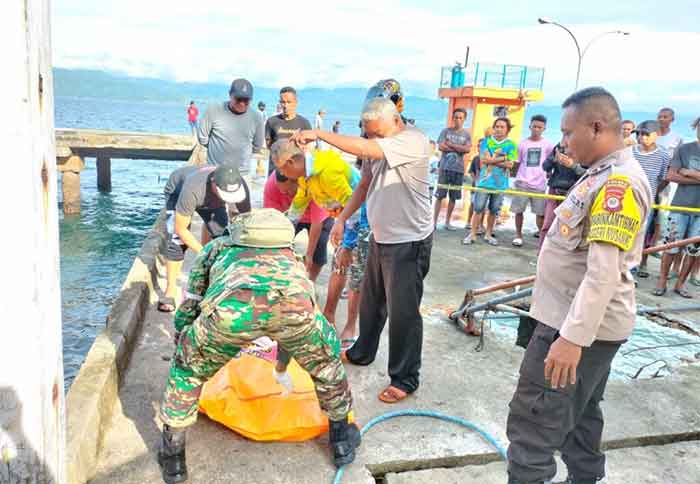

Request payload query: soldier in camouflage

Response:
[157,209,360,484]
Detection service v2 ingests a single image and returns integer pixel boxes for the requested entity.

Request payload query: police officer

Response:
[506,88,652,484]
[157,209,360,483]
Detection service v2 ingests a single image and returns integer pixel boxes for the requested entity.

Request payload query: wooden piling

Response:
[1,0,66,482]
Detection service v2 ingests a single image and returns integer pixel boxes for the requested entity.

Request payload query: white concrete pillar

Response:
[0,0,66,482]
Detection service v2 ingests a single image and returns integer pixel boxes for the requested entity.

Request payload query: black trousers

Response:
[507,323,621,483]
[345,233,433,393]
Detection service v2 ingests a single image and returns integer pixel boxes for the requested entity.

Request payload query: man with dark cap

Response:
[157,209,359,483]
[197,78,265,168]
[506,87,651,484]
[157,163,252,312]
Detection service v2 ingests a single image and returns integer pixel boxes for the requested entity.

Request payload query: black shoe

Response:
[506,475,552,484]
[157,425,188,483]
[329,417,362,467]
[553,478,598,484]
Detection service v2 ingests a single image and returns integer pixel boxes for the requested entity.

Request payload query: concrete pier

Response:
[55,129,196,213]
[64,191,700,484]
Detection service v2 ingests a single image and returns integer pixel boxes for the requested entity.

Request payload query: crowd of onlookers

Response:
[431,107,700,298]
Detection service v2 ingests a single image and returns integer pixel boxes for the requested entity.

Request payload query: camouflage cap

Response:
[228,208,295,248]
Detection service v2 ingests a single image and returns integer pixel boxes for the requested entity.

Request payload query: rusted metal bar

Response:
[471,275,536,296]
[642,236,700,255]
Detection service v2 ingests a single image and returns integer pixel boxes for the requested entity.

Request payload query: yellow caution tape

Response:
[434,184,700,214]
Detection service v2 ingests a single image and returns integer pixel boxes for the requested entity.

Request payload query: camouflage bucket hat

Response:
[228,208,295,248]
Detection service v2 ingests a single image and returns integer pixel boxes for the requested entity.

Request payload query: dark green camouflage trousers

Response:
[160,288,352,428]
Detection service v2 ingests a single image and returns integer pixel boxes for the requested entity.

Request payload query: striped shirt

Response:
[632,145,671,198]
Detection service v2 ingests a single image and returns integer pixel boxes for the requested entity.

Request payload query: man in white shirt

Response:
[655,107,685,276]
[656,107,683,152]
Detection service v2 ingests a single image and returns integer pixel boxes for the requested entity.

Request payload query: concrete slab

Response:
[384,440,700,484]
[89,204,700,484]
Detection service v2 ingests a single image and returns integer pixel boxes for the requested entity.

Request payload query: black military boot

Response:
[157,425,188,483]
[329,417,361,467]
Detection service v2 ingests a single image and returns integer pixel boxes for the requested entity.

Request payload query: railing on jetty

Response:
[55,129,197,214]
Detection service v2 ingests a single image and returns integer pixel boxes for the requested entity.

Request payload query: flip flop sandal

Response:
[485,236,499,246]
[512,237,524,247]
[674,288,693,299]
[652,287,667,297]
[690,278,700,287]
[158,297,176,313]
[637,269,650,278]
[466,326,482,337]
[378,386,408,404]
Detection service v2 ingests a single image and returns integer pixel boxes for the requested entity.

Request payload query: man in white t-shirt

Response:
[656,107,683,152]
[655,107,685,274]
[292,97,433,404]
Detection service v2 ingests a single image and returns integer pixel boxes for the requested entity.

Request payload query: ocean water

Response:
[55,85,698,388]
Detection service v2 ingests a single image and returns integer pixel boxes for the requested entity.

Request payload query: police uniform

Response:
[159,209,353,429]
[506,147,652,484]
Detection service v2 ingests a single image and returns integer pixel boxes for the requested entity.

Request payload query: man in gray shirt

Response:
[197,78,265,169]
[654,119,700,298]
[433,108,471,230]
[292,97,433,403]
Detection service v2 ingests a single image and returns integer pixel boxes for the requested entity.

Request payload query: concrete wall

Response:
[65,210,167,484]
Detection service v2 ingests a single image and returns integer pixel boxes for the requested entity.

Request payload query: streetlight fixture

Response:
[537,17,630,90]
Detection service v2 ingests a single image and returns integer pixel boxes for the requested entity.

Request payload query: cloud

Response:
[51,0,699,109]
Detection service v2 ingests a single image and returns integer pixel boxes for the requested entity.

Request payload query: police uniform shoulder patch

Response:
[587,175,641,251]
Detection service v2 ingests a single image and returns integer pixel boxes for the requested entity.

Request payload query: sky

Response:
[52,0,699,111]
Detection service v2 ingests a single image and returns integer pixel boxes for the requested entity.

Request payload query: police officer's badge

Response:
[602,178,629,213]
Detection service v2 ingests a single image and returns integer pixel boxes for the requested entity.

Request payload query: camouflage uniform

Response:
[160,214,352,429]
[331,227,370,291]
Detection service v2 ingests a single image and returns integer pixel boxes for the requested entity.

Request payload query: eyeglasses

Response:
[234,97,251,104]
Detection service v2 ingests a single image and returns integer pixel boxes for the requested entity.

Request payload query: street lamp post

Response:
[538,17,629,90]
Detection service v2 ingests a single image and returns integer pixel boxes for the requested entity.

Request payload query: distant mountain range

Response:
[53,68,455,116]
[53,68,696,141]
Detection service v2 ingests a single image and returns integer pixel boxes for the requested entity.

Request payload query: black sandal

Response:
[652,287,667,297]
